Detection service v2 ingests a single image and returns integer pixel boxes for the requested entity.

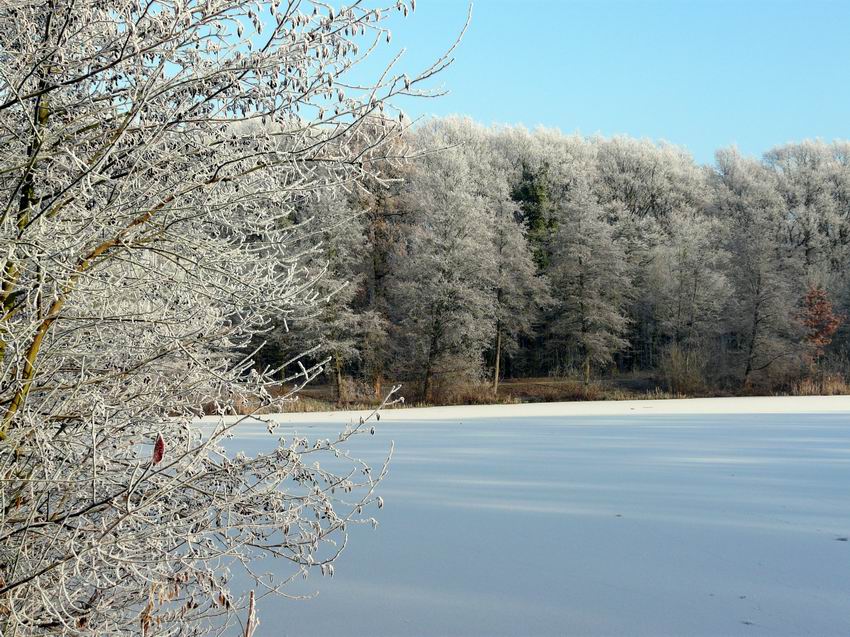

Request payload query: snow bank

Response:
[261,394,850,425]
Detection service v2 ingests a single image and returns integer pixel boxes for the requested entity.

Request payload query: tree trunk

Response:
[1,20,52,368]
[578,264,590,385]
[742,274,763,388]
[422,325,440,403]
[423,365,433,404]
[334,355,345,404]
[493,323,502,395]
[583,354,591,386]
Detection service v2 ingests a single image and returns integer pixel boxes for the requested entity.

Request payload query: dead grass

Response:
[205,371,850,416]
[494,377,687,403]
[791,374,850,396]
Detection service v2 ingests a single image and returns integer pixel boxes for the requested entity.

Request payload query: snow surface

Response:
[230,397,850,636]
[262,394,850,424]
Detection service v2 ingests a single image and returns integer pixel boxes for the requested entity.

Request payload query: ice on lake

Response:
[228,400,850,636]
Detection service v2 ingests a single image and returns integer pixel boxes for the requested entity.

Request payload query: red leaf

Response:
[153,433,165,465]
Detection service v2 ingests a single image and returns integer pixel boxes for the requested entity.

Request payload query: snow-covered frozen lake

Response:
[234,397,850,636]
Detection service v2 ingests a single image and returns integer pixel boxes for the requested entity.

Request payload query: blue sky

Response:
[360,0,850,165]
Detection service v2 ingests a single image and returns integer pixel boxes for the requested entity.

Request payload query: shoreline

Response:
[233,395,850,425]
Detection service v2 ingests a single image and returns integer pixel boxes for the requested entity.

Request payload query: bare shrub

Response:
[658,344,707,395]
[792,374,850,396]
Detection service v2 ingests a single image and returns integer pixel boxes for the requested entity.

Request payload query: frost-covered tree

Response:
[489,197,548,392]
[765,141,850,274]
[470,122,549,393]
[594,136,706,223]
[390,125,496,402]
[273,193,377,403]
[712,149,804,387]
[355,155,409,400]
[652,210,731,389]
[547,185,631,383]
[0,0,449,633]
[509,128,595,274]
[593,137,706,370]
[417,119,548,393]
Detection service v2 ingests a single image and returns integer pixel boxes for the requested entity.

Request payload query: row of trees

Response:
[271,118,850,401]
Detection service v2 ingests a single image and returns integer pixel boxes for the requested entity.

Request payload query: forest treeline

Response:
[261,117,850,404]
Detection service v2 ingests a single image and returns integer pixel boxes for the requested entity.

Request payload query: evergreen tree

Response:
[511,163,554,269]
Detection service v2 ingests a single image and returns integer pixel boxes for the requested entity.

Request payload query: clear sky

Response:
[363,0,850,165]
